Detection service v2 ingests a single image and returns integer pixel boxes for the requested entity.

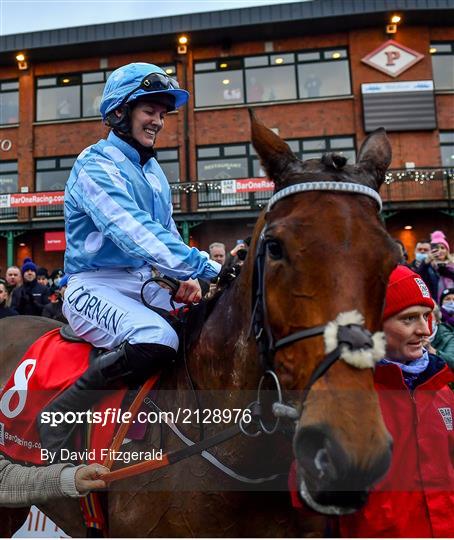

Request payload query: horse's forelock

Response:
[321,152,348,170]
[280,157,380,191]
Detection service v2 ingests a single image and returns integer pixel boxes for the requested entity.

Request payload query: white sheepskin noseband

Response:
[323,310,385,369]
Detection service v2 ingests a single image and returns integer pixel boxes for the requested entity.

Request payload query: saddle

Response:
[59,304,190,345]
[60,324,85,343]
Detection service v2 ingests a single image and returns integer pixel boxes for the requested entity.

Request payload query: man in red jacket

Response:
[338,265,454,537]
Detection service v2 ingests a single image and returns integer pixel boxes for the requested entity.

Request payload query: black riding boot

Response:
[38,342,176,459]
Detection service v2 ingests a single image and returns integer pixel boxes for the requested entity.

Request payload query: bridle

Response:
[250,181,385,419]
[127,181,386,488]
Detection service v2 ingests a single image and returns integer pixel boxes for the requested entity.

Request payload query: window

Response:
[298,135,356,162]
[196,136,355,209]
[195,62,244,108]
[198,136,355,181]
[0,80,19,125]
[35,156,76,217]
[36,156,76,191]
[36,75,82,121]
[440,132,454,167]
[155,148,179,183]
[246,57,297,103]
[155,148,181,210]
[430,43,454,91]
[0,161,18,219]
[197,144,249,180]
[194,48,351,107]
[0,161,18,193]
[36,65,177,122]
[196,144,256,207]
[297,49,350,99]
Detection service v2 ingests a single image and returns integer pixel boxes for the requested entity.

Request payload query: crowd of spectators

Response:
[0,258,68,323]
[0,229,452,370]
[399,229,454,368]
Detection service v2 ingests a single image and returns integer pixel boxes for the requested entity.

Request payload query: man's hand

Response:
[174,278,202,304]
[75,464,109,493]
[230,243,246,257]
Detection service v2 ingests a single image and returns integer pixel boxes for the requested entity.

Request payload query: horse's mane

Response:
[182,284,229,351]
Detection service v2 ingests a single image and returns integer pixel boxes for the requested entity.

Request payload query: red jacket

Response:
[339,359,454,538]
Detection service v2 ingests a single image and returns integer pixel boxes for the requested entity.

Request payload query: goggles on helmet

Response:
[118,72,180,108]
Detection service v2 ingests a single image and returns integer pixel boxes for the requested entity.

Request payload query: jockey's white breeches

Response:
[62,267,179,351]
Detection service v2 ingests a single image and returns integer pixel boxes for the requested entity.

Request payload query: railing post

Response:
[6,231,14,268]
[181,221,190,245]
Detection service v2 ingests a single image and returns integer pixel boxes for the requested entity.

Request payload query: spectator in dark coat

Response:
[49,268,65,293]
[11,258,51,316]
[36,267,50,288]
[42,274,68,323]
[0,280,18,319]
[409,239,431,272]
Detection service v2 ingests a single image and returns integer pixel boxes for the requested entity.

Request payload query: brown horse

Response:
[0,113,399,537]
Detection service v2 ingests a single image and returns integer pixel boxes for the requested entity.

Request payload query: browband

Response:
[267,181,382,212]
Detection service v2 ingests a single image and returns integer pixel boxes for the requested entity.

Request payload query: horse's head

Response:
[249,111,399,514]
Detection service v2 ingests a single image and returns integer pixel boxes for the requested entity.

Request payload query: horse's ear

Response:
[249,109,299,192]
[356,128,392,189]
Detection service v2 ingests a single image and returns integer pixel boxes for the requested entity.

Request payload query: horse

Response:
[0,112,399,537]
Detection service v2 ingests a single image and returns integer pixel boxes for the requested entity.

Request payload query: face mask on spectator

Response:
[415,252,428,262]
[443,301,454,315]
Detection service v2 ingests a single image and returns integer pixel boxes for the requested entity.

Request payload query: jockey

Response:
[38,63,221,455]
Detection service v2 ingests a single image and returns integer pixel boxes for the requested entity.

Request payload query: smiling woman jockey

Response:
[38,63,221,455]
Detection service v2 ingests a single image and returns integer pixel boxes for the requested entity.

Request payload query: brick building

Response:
[0,0,453,272]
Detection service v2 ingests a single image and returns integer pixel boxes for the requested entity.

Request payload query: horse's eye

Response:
[266,239,283,260]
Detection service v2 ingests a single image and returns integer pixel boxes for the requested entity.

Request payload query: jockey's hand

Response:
[174,278,202,304]
[75,463,109,493]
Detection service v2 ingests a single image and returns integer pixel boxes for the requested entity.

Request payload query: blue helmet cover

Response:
[100,62,189,119]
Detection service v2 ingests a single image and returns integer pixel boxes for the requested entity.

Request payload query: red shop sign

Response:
[44,231,66,252]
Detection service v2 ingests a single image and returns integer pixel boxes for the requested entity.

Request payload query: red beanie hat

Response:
[383,265,434,321]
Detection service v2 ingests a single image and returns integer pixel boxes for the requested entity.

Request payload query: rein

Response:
[102,181,386,485]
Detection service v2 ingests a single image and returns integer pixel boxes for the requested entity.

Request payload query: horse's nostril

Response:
[294,425,343,484]
[314,447,337,481]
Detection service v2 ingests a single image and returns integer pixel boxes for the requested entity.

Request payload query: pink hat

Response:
[430,230,450,252]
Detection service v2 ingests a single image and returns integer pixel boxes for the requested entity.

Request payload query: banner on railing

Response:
[221,178,274,194]
[0,191,64,208]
